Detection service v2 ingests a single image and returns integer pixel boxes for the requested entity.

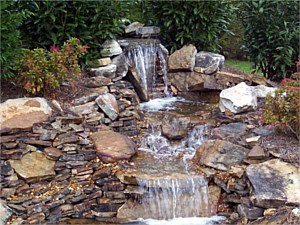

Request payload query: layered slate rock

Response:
[90,64,117,78]
[85,76,112,88]
[168,44,197,71]
[211,123,247,140]
[0,200,12,225]
[9,152,55,182]
[194,140,250,171]
[219,82,257,114]
[0,98,52,130]
[95,93,119,121]
[194,51,225,75]
[136,26,160,38]
[91,130,136,163]
[162,114,190,140]
[100,40,122,57]
[246,159,300,208]
[168,72,209,92]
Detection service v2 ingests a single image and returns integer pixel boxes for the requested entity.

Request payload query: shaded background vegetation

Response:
[1,0,299,80]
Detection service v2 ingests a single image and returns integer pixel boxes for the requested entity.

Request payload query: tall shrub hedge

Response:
[241,0,300,80]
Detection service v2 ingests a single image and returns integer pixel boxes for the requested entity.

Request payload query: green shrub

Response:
[140,0,234,53]
[15,0,129,65]
[241,0,300,80]
[17,38,88,95]
[263,72,300,139]
[0,1,30,78]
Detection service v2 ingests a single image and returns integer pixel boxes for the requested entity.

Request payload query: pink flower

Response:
[80,45,89,53]
[50,44,60,53]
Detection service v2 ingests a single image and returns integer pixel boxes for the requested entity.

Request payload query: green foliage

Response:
[15,0,129,65]
[140,0,234,53]
[241,0,300,80]
[0,1,30,78]
[17,38,87,95]
[263,72,300,140]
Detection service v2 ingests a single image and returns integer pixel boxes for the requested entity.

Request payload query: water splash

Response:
[137,176,210,220]
[125,42,170,97]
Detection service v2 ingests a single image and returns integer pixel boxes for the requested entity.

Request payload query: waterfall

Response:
[124,41,170,97]
[137,176,210,220]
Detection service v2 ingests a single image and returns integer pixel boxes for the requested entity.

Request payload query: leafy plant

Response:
[17,38,88,95]
[241,0,300,80]
[15,0,129,65]
[0,1,30,78]
[140,0,234,53]
[263,71,300,139]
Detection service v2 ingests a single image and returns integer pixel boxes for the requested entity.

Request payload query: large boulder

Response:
[124,22,144,34]
[252,85,276,98]
[91,130,136,163]
[162,114,190,140]
[246,159,300,208]
[100,40,122,57]
[95,93,119,121]
[193,140,250,171]
[219,82,257,114]
[194,51,225,75]
[168,44,197,71]
[0,98,52,130]
[9,152,56,182]
[167,72,224,92]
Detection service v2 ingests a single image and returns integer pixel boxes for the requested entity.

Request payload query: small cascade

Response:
[137,176,210,220]
[124,40,170,98]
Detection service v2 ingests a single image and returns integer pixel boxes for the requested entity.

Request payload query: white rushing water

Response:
[139,97,188,112]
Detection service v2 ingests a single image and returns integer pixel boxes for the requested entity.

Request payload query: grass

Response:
[225,59,263,76]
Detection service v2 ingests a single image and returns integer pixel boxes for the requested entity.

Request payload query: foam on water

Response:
[139,97,188,112]
[136,215,226,225]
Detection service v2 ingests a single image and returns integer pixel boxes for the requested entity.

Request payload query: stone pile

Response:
[0,104,137,224]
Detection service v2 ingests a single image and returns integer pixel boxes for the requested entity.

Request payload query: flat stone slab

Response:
[91,129,135,163]
[9,152,56,182]
[194,140,250,171]
[0,98,52,129]
[0,200,12,225]
[246,159,300,208]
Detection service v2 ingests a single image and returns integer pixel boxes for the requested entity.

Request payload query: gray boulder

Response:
[125,22,144,34]
[100,40,122,57]
[219,82,257,113]
[194,51,225,75]
[90,64,117,78]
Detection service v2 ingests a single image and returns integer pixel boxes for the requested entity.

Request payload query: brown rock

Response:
[0,98,52,129]
[91,130,135,163]
[85,76,112,88]
[168,44,197,71]
[9,152,56,182]
[44,147,62,160]
[248,145,266,160]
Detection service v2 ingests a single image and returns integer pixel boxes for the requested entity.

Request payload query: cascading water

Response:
[124,41,171,97]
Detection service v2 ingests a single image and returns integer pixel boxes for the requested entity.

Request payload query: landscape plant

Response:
[139,0,234,53]
[263,70,300,140]
[241,0,300,80]
[17,38,88,95]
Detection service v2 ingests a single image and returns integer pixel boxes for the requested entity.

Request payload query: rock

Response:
[208,184,222,215]
[111,53,128,78]
[245,136,261,146]
[85,77,112,88]
[69,102,99,116]
[136,26,160,37]
[1,161,13,176]
[194,51,225,75]
[167,72,205,91]
[168,44,197,71]
[216,71,267,86]
[0,200,12,225]
[90,64,117,78]
[0,98,52,129]
[9,152,56,182]
[219,82,257,114]
[95,93,119,121]
[125,22,144,34]
[211,123,247,140]
[161,114,190,140]
[253,125,276,137]
[127,67,149,101]
[100,40,122,57]
[252,85,276,98]
[97,57,111,67]
[194,140,250,171]
[72,86,109,104]
[246,159,300,208]
[44,147,62,160]
[91,130,135,163]
[237,204,264,220]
